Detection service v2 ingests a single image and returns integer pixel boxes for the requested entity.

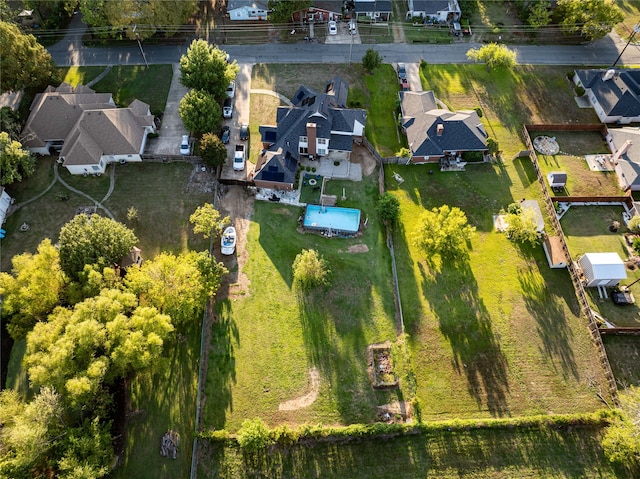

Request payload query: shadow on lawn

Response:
[517,261,579,381]
[203,299,239,430]
[420,259,510,416]
[200,424,622,478]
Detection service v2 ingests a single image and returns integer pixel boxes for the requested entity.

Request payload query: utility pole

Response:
[612,23,640,68]
[132,25,149,68]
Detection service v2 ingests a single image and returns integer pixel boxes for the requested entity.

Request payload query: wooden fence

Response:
[525,124,608,135]
[522,125,620,407]
[600,328,640,336]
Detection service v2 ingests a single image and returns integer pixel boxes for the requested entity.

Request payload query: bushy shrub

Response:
[575,86,585,97]
[474,107,483,118]
[628,215,640,234]
[236,418,273,451]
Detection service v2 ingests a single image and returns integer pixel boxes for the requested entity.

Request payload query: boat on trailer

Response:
[221,226,236,255]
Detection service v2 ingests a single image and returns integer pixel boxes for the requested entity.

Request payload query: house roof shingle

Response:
[354,1,393,13]
[576,69,640,119]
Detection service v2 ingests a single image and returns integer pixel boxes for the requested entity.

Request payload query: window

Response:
[299,136,308,144]
[317,138,327,145]
[299,147,308,154]
[92,165,100,171]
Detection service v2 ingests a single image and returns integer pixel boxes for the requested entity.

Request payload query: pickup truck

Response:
[233,144,245,171]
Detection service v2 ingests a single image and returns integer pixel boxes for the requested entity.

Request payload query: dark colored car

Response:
[239,123,249,141]
[221,126,230,144]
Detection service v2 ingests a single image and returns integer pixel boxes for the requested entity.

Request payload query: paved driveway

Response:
[146,63,190,155]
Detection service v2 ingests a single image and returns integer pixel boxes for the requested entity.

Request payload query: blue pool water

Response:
[303,205,361,235]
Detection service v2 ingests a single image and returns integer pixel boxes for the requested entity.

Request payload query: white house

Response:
[22,83,155,175]
[578,252,627,288]
[406,0,460,22]
[573,69,640,124]
[227,0,268,20]
[0,186,13,225]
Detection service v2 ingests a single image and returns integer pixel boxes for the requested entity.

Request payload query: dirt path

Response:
[278,367,320,411]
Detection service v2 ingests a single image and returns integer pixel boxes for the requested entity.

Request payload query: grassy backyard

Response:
[203,173,399,432]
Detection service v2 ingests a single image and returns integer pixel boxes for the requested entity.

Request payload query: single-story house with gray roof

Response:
[22,83,155,175]
[354,0,392,21]
[407,0,460,22]
[255,77,366,190]
[574,69,640,124]
[227,0,268,20]
[399,90,487,163]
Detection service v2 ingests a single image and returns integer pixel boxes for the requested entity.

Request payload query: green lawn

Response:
[198,424,622,478]
[91,64,173,115]
[203,173,399,432]
[387,163,610,419]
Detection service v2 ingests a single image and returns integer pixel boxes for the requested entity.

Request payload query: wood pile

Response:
[160,430,179,459]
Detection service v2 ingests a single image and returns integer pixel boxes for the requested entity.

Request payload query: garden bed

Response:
[368,342,399,389]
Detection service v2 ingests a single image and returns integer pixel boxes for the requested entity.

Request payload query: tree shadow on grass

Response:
[419,258,510,416]
[202,298,239,430]
[517,264,579,381]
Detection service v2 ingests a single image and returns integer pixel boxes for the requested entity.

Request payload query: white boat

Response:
[221,226,236,255]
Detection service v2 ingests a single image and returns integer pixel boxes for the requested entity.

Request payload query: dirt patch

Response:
[185,163,216,194]
[345,244,369,253]
[215,185,253,297]
[278,367,320,411]
[377,401,413,423]
[350,144,377,177]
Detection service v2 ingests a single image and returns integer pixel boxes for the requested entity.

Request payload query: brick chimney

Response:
[306,122,317,157]
[437,124,444,136]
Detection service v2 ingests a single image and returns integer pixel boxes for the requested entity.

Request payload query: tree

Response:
[199,132,228,168]
[292,249,330,290]
[466,43,517,71]
[267,0,311,24]
[413,205,476,259]
[179,39,238,100]
[557,0,624,41]
[362,48,382,73]
[79,0,198,40]
[602,386,640,473]
[486,137,500,156]
[376,192,401,227]
[190,203,229,239]
[527,0,552,28]
[25,289,173,407]
[179,89,221,136]
[58,214,138,280]
[236,418,274,451]
[0,239,66,340]
[125,251,227,327]
[503,203,541,244]
[0,131,36,185]
[0,106,22,140]
[0,20,58,93]
[628,215,640,234]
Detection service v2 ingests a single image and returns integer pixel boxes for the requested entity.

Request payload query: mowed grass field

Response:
[387,163,610,419]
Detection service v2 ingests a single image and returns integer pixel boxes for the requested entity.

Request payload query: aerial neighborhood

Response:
[2,1,640,478]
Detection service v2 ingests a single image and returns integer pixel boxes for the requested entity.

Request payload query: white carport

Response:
[578,252,627,287]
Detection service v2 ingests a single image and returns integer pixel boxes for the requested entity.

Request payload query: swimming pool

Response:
[303,205,361,235]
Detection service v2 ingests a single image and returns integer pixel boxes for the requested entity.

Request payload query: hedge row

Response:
[200,410,618,450]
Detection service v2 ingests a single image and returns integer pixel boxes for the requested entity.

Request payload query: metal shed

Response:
[547,171,567,189]
[578,252,627,287]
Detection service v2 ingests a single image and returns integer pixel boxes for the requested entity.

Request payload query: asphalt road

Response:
[47,14,640,67]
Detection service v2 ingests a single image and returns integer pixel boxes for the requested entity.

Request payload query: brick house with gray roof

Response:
[255,77,366,190]
[574,69,640,124]
[399,90,487,163]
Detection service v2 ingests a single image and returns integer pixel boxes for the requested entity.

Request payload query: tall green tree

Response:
[556,0,624,41]
[58,214,138,280]
[0,239,66,340]
[602,386,640,474]
[189,203,229,239]
[25,289,173,407]
[0,20,58,93]
[125,251,227,327]
[292,249,330,290]
[0,106,23,140]
[527,0,552,28]
[267,0,311,24]
[79,0,197,40]
[179,39,238,100]
[179,89,221,136]
[376,192,401,228]
[466,43,517,71]
[362,48,382,73]
[503,204,541,244]
[413,205,476,260]
[199,132,228,168]
[0,131,36,184]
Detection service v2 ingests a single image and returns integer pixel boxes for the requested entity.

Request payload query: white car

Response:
[179,135,190,155]
[226,81,236,98]
[348,21,357,35]
[328,21,337,35]
[223,98,233,119]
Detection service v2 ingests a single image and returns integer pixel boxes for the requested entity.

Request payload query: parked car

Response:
[328,21,337,35]
[223,98,233,119]
[239,123,249,141]
[348,21,357,35]
[452,21,461,36]
[399,78,410,91]
[221,126,230,144]
[233,144,246,171]
[226,81,236,98]
[397,63,406,80]
[179,135,190,155]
